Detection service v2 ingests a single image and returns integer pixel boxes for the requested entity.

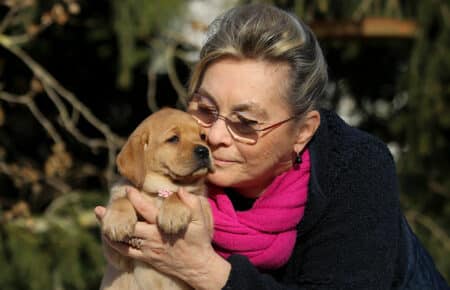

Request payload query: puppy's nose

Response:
[194,145,209,160]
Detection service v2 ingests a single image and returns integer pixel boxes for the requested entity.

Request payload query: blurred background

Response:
[0,0,448,289]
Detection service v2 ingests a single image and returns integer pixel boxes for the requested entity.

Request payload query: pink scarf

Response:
[208,149,310,269]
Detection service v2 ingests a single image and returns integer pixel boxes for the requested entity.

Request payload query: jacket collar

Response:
[297,109,331,236]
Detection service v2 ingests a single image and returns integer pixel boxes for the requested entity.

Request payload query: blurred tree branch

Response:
[406,209,450,253]
[0,1,125,189]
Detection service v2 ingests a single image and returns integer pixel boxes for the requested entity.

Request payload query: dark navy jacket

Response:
[223,109,449,289]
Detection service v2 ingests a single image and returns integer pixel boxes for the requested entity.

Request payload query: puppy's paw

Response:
[158,202,192,234]
[110,182,129,198]
[102,208,137,241]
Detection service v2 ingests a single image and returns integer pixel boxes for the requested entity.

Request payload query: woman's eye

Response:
[237,115,258,127]
[166,135,179,143]
[198,104,217,113]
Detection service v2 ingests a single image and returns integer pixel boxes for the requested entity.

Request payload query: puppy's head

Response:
[116,108,214,190]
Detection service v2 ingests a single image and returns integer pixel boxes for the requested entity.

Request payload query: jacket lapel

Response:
[296,109,331,236]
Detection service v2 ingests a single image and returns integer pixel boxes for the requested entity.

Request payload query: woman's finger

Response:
[132,221,162,241]
[94,206,106,221]
[127,187,159,223]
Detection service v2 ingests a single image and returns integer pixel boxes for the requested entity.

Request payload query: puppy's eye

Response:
[166,135,179,143]
[200,133,206,141]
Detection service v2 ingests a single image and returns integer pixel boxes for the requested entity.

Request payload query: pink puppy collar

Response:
[158,189,174,198]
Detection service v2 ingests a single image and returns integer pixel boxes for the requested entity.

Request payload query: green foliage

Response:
[291,0,417,21]
[396,1,450,169]
[393,1,450,279]
[0,192,106,290]
[112,0,185,88]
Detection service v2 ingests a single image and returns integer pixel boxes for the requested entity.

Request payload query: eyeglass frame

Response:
[187,94,297,144]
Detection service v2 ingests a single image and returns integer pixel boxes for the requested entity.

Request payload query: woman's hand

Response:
[94,187,231,290]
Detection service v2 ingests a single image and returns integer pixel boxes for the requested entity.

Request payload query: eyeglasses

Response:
[187,93,296,145]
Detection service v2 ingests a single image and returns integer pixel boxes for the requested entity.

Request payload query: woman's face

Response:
[193,57,301,198]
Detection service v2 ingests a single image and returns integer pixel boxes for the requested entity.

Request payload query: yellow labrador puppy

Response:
[100,108,214,290]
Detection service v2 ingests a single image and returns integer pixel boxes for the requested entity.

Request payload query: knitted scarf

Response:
[208,149,310,270]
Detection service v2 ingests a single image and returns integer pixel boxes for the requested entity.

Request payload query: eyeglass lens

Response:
[188,96,259,143]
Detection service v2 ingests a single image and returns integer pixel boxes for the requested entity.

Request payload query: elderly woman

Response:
[95,3,448,289]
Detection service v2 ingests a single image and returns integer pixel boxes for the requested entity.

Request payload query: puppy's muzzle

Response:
[194,145,213,171]
[194,145,209,161]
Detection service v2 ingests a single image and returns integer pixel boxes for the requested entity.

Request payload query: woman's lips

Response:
[213,156,237,166]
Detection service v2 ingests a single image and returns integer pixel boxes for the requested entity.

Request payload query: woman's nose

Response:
[206,118,233,146]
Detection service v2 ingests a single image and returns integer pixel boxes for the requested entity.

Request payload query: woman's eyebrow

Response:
[197,87,268,118]
[231,103,268,119]
[197,88,219,108]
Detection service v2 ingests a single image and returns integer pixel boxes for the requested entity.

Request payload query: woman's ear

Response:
[293,110,320,153]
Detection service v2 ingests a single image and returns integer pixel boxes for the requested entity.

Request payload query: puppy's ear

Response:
[116,132,149,188]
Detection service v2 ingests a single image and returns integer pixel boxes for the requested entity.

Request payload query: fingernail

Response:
[125,186,133,195]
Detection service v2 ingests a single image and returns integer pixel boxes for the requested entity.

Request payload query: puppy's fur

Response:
[100,108,214,290]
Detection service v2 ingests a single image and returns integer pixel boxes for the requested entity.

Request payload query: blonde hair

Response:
[188,3,328,118]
